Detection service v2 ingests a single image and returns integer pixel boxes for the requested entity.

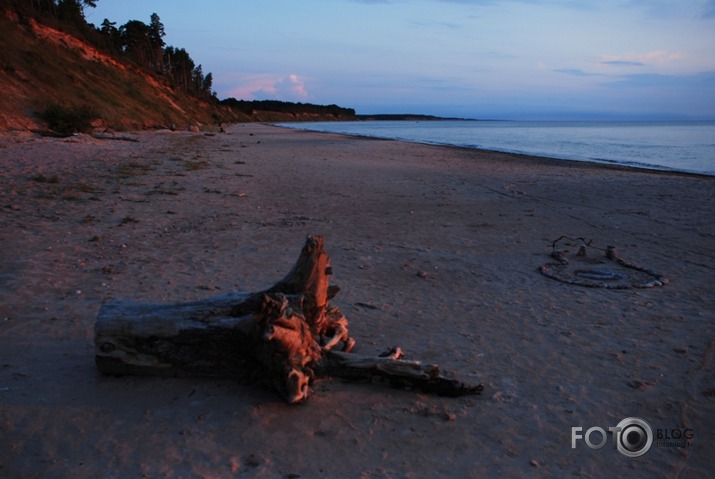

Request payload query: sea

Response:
[277,120,715,176]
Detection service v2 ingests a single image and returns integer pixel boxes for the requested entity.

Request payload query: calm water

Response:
[278,120,715,176]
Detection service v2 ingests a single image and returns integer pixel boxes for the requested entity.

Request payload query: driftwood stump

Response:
[95,236,483,403]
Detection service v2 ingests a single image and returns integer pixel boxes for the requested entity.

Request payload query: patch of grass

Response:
[30,173,99,193]
[31,173,61,183]
[148,186,184,196]
[68,181,99,193]
[114,161,153,179]
[124,80,141,98]
[183,159,210,171]
[119,216,139,225]
[31,174,100,200]
[35,191,56,200]
[148,181,185,196]
[61,190,83,201]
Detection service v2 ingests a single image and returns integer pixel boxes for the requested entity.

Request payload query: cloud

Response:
[553,68,600,76]
[599,50,683,67]
[227,73,310,101]
[434,0,495,4]
[602,60,644,66]
[410,19,463,29]
[554,50,689,80]
[274,74,309,100]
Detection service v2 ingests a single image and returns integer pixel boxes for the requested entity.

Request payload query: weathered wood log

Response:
[95,235,483,403]
[320,349,483,397]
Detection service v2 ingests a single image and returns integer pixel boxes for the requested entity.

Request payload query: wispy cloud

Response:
[410,20,463,30]
[602,60,644,67]
[434,0,496,5]
[599,50,683,67]
[553,68,601,77]
[434,0,596,7]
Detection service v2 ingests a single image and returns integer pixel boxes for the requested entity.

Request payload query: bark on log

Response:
[95,235,483,403]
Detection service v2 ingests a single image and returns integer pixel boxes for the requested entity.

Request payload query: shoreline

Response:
[274,121,715,178]
[5,121,713,178]
[1,123,713,477]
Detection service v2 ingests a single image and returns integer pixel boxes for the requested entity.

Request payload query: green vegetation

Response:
[113,161,154,179]
[4,1,215,99]
[0,1,357,131]
[29,171,101,200]
[182,159,210,171]
[38,104,96,134]
[31,173,61,183]
[119,216,139,225]
[221,99,356,119]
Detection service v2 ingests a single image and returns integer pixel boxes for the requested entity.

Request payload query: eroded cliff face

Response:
[0,9,247,132]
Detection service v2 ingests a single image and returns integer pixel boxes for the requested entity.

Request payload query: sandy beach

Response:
[1,123,713,478]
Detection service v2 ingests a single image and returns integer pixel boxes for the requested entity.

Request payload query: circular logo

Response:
[615,417,653,457]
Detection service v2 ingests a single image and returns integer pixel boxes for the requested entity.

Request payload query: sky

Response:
[86,0,715,120]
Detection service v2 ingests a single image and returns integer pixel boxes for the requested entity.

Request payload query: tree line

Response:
[3,0,214,99]
[98,13,214,99]
[2,1,97,26]
[220,99,355,118]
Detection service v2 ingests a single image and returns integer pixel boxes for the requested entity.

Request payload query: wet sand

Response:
[1,123,714,478]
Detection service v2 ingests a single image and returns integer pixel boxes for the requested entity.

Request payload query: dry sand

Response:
[1,123,713,478]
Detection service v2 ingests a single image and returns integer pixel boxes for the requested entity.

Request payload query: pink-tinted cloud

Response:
[227,73,309,101]
[274,74,309,100]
